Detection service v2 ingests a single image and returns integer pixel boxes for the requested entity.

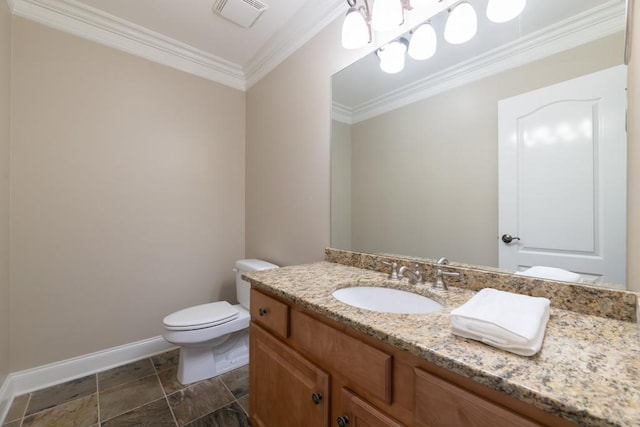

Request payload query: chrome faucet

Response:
[399,264,424,285]
[434,257,460,290]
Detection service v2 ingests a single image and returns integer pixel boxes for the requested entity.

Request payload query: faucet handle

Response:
[382,261,400,280]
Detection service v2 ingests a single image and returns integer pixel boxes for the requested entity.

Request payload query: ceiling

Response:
[6,0,627,93]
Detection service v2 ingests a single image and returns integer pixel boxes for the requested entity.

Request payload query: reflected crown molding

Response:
[334,1,626,124]
[7,0,344,91]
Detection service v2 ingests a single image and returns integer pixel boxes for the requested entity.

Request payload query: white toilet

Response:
[162,259,278,385]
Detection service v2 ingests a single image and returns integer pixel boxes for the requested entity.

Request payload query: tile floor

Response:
[3,349,251,427]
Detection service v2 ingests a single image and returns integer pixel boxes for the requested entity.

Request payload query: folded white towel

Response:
[515,266,581,283]
[449,288,550,356]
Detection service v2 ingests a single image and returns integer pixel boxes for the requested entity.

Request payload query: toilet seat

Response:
[163,301,239,331]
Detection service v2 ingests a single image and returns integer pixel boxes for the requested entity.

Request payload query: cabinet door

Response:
[250,323,330,427]
[414,368,541,427]
[337,388,405,427]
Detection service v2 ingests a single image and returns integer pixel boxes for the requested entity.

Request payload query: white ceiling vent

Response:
[212,0,268,28]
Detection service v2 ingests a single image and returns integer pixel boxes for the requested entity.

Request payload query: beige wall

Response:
[347,34,623,267]
[330,119,351,250]
[10,18,246,370]
[0,0,11,384]
[628,3,640,292]
[245,18,360,266]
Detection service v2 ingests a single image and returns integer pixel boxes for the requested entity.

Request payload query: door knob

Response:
[337,416,350,427]
[501,234,521,244]
[311,392,323,405]
[258,307,267,316]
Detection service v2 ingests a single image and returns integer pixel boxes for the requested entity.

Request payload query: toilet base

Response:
[176,329,249,385]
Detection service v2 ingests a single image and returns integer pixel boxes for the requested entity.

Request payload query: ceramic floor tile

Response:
[101,398,176,427]
[236,394,249,415]
[157,365,188,395]
[5,393,29,422]
[26,375,96,416]
[167,377,234,426]
[208,402,250,427]
[98,358,156,391]
[219,366,248,398]
[22,394,98,427]
[151,349,180,372]
[99,374,164,422]
[3,421,20,427]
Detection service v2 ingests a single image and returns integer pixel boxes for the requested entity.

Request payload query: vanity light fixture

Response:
[444,1,478,45]
[377,38,409,73]
[486,0,526,23]
[341,0,372,49]
[408,22,437,60]
[371,0,407,31]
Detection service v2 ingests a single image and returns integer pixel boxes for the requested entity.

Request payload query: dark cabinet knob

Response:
[337,415,349,427]
[311,392,323,405]
[258,307,267,316]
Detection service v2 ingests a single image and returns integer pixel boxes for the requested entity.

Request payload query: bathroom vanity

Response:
[245,252,640,427]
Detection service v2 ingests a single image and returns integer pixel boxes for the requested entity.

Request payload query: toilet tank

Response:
[235,259,278,309]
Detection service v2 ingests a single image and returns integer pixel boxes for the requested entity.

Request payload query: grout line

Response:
[151,357,179,427]
[95,373,101,426]
[17,392,30,427]
[99,396,168,425]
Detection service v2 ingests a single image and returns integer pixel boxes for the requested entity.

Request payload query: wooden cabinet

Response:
[249,288,576,427]
[249,323,329,427]
[337,388,405,427]
[413,368,541,427]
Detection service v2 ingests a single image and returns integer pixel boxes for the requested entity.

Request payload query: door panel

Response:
[498,65,627,285]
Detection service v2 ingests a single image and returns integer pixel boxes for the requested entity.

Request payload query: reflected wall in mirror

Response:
[331,0,628,289]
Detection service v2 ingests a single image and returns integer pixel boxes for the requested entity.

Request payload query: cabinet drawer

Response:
[291,310,392,404]
[250,289,289,339]
[339,388,405,427]
[413,368,541,427]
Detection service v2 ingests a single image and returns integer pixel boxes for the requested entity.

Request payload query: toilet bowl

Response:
[162,259,277,385]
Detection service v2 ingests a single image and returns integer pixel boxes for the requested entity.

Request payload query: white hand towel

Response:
[515,266,581,283]
[449,288,550,356]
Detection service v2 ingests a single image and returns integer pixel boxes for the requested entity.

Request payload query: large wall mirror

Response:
[331,0,628,289]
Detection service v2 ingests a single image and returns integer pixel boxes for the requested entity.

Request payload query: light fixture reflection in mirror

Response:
[444,2,478,44]
[408,23,437,60]
[377,39,409,73]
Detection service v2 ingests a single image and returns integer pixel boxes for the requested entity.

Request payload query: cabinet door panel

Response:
[414,368,541,427]
[339,388,405,427]
[250,323,330,427]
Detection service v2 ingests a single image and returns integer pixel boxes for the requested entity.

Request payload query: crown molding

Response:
[8,0,248,89]
[331,101,353,124]
[6,0,345,92]
[244,0,345,88]
[345,0,626,124]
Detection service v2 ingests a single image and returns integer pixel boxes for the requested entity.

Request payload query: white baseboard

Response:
[0,336,175,424]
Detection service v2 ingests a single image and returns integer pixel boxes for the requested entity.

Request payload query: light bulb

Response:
[444,2,477,45]
[378,39,407,74]
[410,0,429,9]
[486,0,526,23]
[371,0,404,31]
[408,23,437,60]
[341,7,370,49]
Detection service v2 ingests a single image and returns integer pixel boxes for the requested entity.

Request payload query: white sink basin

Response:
[332,286,443,314]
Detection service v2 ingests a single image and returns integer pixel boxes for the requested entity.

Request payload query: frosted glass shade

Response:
[372,0,404,31]
[408,23,437,60]
[378,40,407,73]
[341,7,370,49]
[487,0,526,23]
[409,0,429,9]
[444,2,477,45]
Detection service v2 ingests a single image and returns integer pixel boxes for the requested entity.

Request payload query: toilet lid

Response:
[163,301,239,331]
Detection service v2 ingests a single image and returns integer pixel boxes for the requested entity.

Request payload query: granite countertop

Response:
[244,261,640,427]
